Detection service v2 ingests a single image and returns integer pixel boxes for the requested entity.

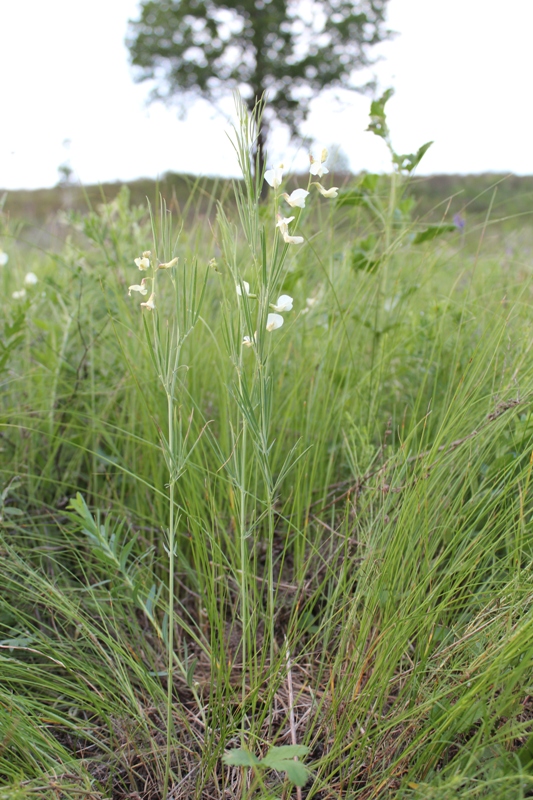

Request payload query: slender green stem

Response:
[163,389,176,798]
[367,165,398,429]
[239,401,248,726]
[259,366,275,667]
[267,486,275,667]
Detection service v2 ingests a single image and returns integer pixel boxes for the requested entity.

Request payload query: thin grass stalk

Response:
[163,386,177,797]
[239,384,249,729]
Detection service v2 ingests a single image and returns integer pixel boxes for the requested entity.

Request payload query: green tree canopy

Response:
[127,0,391,174]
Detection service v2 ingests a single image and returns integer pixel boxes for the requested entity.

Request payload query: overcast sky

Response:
[1,0,531,190]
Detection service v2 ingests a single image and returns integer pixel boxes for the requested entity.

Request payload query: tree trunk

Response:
[248,93,268,198]
[250,12,267,198]
[255,121,268,199]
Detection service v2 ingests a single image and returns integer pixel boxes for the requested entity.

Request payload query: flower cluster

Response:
[309,148,329,177]
[237,280,294,347]
[12,271,39,300]
[129,251,179,311]
[263,149,339,246]
[242,147,335,347]
[276,215,303,245]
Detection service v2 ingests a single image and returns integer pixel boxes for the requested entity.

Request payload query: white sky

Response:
[1,0,531,190]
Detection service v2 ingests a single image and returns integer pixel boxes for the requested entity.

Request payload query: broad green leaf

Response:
[260,746,310,787]
[284,761,310,786]
[351,253,381,273]
[2,507,24,516]
[392,142,433,173]
[335,189,367,207]
[0,635,35,647]
[413,224,456,244]
[359,173,380,193]
[223,748,260,767]
[414,140,433,166]
[336,174,380,207]
[261,745,309,766]
[350,233,381,273]
[367,88,394,138]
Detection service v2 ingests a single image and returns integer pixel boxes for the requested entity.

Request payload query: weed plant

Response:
[1,96,533,799]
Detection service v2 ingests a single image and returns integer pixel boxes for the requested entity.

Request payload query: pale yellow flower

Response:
[276,215,295,234]
[270,294,293,312]
[284,233,304,245]
[276,215,304,245]
[312,182,338,198]
[134,251,151,270]
[264,163,284,189]
[140,292,156,310]
[157,257,178,270]
[302,295,320,315]
[266,313,284,331]
[384,295,399,312]
[281,189,309,208]
[128,278,149,296]
[236,280,251,297]
[309,149,329,178]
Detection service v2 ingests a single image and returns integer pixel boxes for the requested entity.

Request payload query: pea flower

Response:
[270,294,293,312]
[309,148,329,178]
[128,278,149,296]
[242,334,256,347]
[157,257,178,270]
[266,313,284,331]
[236,280,250,296]
[134,251,151,270]
[12,289,26,300]
[383,295,399,312]
[140,292,156,310]
[276,214,294,233]
[281,189,309,208]
[264,163,284,189]
[0,251,8,267]
[24,272,38,285]
[312,182,338,198]
[276,214,304,245]
[302,295,320,315]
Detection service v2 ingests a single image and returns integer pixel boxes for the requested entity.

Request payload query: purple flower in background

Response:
[453,213,465,231]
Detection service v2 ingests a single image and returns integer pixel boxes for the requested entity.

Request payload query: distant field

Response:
[3,170,533,232]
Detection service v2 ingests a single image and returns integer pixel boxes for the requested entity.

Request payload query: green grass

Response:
[2,106,533,799]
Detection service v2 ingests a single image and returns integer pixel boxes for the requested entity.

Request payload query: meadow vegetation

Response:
[2,98,533,799]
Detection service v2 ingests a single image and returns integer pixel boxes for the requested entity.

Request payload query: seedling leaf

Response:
[284,761,310,786]
[261,745,309,765]
[223,748,260,767]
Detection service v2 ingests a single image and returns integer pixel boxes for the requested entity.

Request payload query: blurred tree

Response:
[126,0,391,177]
